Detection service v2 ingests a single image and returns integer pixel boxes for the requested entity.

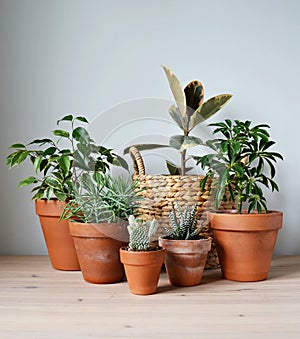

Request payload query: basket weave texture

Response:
[129,147,235,269]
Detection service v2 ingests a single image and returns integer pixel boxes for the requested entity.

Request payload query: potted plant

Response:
[61,172,140,284]
[6,115,127,270]
[124,66,234,268]
[159,202,212,286]
[120,216,165,295]
[196,119,283,282]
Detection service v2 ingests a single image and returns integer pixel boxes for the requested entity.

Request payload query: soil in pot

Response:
[159,237,212,286]
[35,199,80,271]
[120,246,165,295]
[69,221,128,284]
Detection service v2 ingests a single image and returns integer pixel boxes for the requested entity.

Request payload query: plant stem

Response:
[181,150,186,176]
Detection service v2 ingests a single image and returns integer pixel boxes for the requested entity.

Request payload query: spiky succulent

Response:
[127,215,158,251]
[166,202,201,240]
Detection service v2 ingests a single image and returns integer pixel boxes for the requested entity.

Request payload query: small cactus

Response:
[166,202,201,240]
[127,215,158,251]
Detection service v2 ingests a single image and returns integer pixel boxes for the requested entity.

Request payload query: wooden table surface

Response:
[0,255,300,338]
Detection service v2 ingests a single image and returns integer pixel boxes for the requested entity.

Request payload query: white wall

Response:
[0,0,299,255]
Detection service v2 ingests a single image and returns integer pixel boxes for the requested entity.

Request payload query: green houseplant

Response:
[62,172,140,284]
[6,115,127,270]
[123,67,234,268]
[119,216,166,295]
[159,202,211,286]
[196,119,283,281]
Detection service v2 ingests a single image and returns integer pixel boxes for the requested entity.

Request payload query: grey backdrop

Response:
[0,0,299,255]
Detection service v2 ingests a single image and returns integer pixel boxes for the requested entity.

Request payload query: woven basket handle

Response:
[129,146,145,175]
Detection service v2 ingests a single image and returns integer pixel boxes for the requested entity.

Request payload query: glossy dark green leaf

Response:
[57,115,73,125]
[43,147,57,156]
[72,127,90,143]
[9,143,26,149]
[17,176,38,188]
[52,129,70,138]
[28,138,53,146]
[53,190,67,201]
[10,151,29,167]
[58,155,71,175]
[75,116,89,124]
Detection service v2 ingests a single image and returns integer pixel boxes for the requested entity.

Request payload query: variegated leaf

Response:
[189,94,232,130]
[169,105,184,130]
[169,135,202,151]
[184,81,204,116]
[162,65,186,118]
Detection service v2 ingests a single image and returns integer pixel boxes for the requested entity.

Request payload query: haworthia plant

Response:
[124,66,232,175]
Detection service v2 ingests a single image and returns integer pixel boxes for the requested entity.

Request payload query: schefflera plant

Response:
[124,66,232,175]
[196,119,283,213]
[127,215,158,251]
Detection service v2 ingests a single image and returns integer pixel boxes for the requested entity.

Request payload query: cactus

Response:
[166,202,201,240]
[127,215,158,251]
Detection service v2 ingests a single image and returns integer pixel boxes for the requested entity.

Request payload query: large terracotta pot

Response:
[120,247,165,295]
[159,237,212,286]
[69,221,128,284]
[35,199,80,271]
[207,210,283,282]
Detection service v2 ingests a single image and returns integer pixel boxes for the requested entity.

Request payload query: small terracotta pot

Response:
[120,247,166,295]
[159,237,212,286]
[69,221,128,284]
[35,199,80,271]
[208,210,283,282]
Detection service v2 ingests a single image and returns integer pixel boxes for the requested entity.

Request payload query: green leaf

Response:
[162,65,186,118]
[10,151,29,167]
[17,176,38,188]
[57,115,73,125]
[166,160,180,175]
[34,155,43,174]
[112,155,129,171]
[191,94,232,128]
[9,143,26,149]
[168,105,184,130]
[52,129,70,138]
[75,116,89,124]
[72,127,90,143]
[169,135,202,151]
[58,155,71,175]
[184,80,204,115]
[123,144,169,155]
[28,138,53,146]
[43,147,57,156]
[44,177,62,189]
[53,190,67,201]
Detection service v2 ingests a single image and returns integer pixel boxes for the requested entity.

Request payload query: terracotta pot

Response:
[69,221,128,284]
[35,199,80,271]
[208,210,283,282]
[159,237,212,286]
[120,247,166,295]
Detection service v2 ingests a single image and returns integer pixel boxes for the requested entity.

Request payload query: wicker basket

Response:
[129,146,235,269]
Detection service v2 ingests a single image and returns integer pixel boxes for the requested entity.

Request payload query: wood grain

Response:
[0,256,300,338]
